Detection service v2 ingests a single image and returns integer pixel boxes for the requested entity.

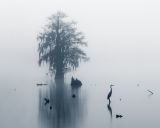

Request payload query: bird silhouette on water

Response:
[107,84,115,104]
[116,114,123,118]
[44,98,50,105]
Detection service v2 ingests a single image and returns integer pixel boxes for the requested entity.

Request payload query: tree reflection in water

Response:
[38,79,86,128]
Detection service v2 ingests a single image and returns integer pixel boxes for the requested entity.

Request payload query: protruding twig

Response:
[147,90,154,95]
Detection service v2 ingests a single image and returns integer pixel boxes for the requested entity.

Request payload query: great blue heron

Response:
[107,84,115,103]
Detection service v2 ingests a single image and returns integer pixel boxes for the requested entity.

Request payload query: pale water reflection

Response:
[36,78,160,128]
[1,75,160,128]
[38,79,87,128]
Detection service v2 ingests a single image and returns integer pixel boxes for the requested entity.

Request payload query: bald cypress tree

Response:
[37,12,88,79]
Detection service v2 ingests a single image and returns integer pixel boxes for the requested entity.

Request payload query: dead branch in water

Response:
[147,90,154,95]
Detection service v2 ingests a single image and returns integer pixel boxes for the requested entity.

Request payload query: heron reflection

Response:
[107,102,112,119]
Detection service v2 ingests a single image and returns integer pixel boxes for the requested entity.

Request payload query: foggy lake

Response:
[1,66,160,128]
[1,0,160,128]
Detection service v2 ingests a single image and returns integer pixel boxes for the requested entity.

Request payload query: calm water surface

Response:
[1,71,160,128]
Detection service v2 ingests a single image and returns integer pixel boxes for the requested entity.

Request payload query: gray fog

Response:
[0,0,160,128]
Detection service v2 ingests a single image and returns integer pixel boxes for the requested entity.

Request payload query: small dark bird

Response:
[72,94,76,98]
[116,114,123,118]
[44,98,50,105]
[50,106,52,110]
[107,84,115,103]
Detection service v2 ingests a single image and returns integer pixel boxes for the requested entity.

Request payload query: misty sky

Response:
[1,0,160,84]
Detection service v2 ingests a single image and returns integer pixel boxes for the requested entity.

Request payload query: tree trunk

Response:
[55,18,65,80]
[55,69,64,80]
[55,73,64,79]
